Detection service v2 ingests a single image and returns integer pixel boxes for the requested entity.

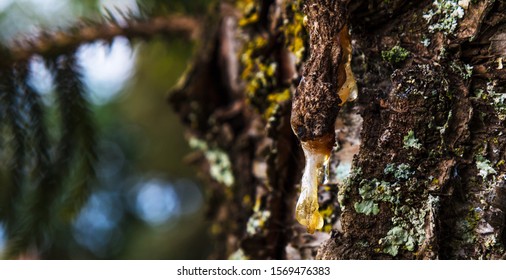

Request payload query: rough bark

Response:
[170,0,506,259]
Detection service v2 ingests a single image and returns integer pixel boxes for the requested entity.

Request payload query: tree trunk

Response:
[170,0,506,259]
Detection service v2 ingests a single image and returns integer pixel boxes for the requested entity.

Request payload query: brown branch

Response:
[1,15,201,65]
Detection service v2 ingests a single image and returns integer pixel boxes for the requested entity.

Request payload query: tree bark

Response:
[170,0,506,259]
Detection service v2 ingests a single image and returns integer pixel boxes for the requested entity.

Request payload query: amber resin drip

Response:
[337,26,358,105]
[291,22,357,234]
[296,141,329,233]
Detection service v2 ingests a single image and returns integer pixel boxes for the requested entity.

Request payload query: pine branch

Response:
[50,54,96,221]
[0,15,201,66]
[0,68,27,233]
[5,55,97,258]
[2,64,54,259]
[17,63,51,181]
[55,55,97,219]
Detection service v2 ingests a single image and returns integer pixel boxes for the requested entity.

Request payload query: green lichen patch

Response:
[381,46,410,64]
[352,163,431,256]
[403,130,422,150]
[354,200,380,216]
[338,167,362,209]
[454,207,480,245]
[379,226,417,256]
[423,0,465,34]
[354,179,396,215]
[384,163,415,180]
[379,197,430,256]
[189,138,235,187]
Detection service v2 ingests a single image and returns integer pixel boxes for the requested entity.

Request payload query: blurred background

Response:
[0,0,212,259]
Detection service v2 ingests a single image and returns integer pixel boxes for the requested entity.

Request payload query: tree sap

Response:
[296,142,328,233]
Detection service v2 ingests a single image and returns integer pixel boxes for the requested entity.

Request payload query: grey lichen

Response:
[228,248,249,260]
[487,81,506,121]
[423,0,465,34]
[450,62,473,80]
[384,163,415,180]
[403,130,422,150]
[475,155,497,179]
[351,163,431,256]
[189,137,235,187]
[379,197,429,257]
[246,209,271,235]
[379,226,417,256]
[354,179,397,216]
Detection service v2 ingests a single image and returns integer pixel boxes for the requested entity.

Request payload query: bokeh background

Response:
[0,0,212,259]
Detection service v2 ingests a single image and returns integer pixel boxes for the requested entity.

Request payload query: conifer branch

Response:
[1,15,201,65]
[0,69,27,232]
[56,55,97,219]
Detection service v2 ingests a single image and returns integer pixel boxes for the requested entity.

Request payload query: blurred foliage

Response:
[0,0,212,259]
[119,39,195,177]
[139,0,211,16]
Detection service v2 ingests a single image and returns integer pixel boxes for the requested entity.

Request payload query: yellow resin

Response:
[295,27,358,234]
[296,145,328,233]
[338,25,358,106]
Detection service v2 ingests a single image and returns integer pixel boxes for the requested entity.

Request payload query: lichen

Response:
[403,130,422,150]
[338,167,362,209]
[384,163,415,181]
[189,138,235,187]
[228,248,249,260]
[486,81,506,121]
[381,46,410,64]
[353,164,431,256]
[379,226,417,256]
[319,204,335,233]
[354,179,396,216]
[281,0,306,63]
[450,62,473,80]
[237,0,260,27]
[238,0,299,120]
[475,155,497,179]
[454,207,480,245]
[423,0,465,34]
[246,209,271,235]
[264,89,291,119]
[379,196,430,256]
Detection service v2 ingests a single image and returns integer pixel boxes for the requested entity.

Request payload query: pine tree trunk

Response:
[170,0,506,259]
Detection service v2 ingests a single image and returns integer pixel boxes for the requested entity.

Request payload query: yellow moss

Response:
[264,89,291,119]
[237,0,260,27]
[240,36,273,102]
[281,0,306,63]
